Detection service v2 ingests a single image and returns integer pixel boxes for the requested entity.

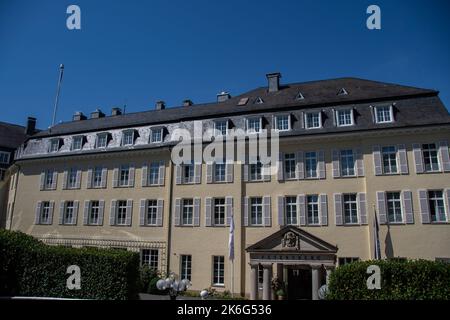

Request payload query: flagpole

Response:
[52,64,64,127]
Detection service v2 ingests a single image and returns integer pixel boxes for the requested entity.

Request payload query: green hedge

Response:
[0,230,140,300]
[327,259,450,300]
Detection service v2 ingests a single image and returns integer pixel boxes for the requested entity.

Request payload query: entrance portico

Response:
[246,226,338,300]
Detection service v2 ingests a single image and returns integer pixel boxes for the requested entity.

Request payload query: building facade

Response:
[6,74,450,299]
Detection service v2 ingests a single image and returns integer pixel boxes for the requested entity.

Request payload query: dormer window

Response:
[274,115,290,131]
[374,105,394,123]
[336,109,354,127]
[338,88,348,96]
[122,130,135,146]
[214,120,228,136]
[49,138,61,153]
[150,128,163,143]
[96,133,109,149]
[247,117,262,134]
[254,97,264,105]
[295,92,305,100]
[305,112,322,129]
[71,136,84,151]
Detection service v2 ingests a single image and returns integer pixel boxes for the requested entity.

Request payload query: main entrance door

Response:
[287,268,312,300]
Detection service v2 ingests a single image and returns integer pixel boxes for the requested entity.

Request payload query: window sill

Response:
[342,223,361,226]
[430,221,450,225]
[141,224,162,227]
[211,284,225,288]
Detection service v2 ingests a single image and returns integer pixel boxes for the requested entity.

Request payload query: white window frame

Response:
[89,200,100,225]
[182,198,194,225]
[214,120,228,136]
[116,200,128,225]
[49,139,60,153]
[213,198,226,226]
[306,195,320,225]
[340,149,356,177]
[343,193,358,224]
[44,170,54,189]
[40,201,51,224]
[246,117,262,134]
[305,151,318,178]
[149,162,160,185]
[214,162,226,183]
[374,105,394,124]
[249,162,263,181]
[304,112,322,129]
[336,109,354,127]
[428,190,447,223]
[284,153,296,180]
[250,197,263,226]
[67,168,77,189]
[212,256,225,286]
[183,164,195,184]
[422,143,440,172]
[382,146,398,174]
[93,167,103,188]
[285,196,297,225]
[119,165,130,187]
[274,114,291,132]
[142,249,159,270]
[96,133,109,149]
[386,192,403,223]
[0,151,10,164]
[64,201,75,224]
[180,255,192,281]
[146,199,158,225]
[122,130,135,146]
[71,136,84,151]
[150,128,163,143]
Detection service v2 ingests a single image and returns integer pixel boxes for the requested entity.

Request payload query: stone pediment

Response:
[246,226,338,254]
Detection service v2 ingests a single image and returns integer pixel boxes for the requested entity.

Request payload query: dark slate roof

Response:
[33,77,448,138]
[0,121,27,149]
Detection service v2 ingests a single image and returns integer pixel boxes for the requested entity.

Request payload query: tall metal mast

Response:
[51,64,65,126]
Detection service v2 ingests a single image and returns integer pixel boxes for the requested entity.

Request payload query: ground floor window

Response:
[338,257,359,266]
[180,255,192,281]
[142,249,159,270]
[213,256,224,286]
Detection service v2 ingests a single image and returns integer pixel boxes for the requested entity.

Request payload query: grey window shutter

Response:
[75,169,81,189]
[174,198,181,226]
[206,163,213,184]
[51,171,58,190]
[113,168,119,187]
[296,151,304,180]
[225,196,233,226]
[318,150,326,179]
[62,170,68,189]
[320,194,328,226]
[156,199,164,226]
[48,201,54,224]
[263,164,271,182]
[334,193,343,225]
[158,161,165,186]
[175,165,182,185]
[86,168,93,189]
[355,149,364,177]
[205,197,212,226]
[445,189,450,222]
[59,201,65,225]
[277,152,284,181]
[397,144,409,174]
[413,144,424,173]
[194,164,202,184]
[439,141,450,172]
[39,172,45,190]
[83,200,90,225]
[126,200,133,226]
[243,197,249,226]
[358,193,367,225]
[35,201,42,224]
[376,191,387,224]
[402,190,414,224]
[298,194,306,226]
[277,196,285,226]
[373,145,382,176]
[263,196,271,227]
[418,189,430,224]
[98,200,105,225]
[139,199,146,226]
[101,167,108,188]
[73,200,79,225]
[243,164,249,182]
[226,162,233,183]
[141,164,148,187]
[193,197,201,226]
[129,166,135,187]
[110,200,117,225]
[332,150,341,178]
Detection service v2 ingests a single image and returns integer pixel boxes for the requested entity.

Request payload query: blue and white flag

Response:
[228,211,235,261]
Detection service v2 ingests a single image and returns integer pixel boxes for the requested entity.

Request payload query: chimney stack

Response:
[217,91,231,103]
[266,72,281,92]
[25,117,36,135]
[156,101,165,110]
[90,109,105,119]
[73,112,87,121]
[111,107,122,116]
[183,99,193,107]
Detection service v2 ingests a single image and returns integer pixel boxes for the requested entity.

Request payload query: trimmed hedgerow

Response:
[327,259,450,300]
[0,230,140,300]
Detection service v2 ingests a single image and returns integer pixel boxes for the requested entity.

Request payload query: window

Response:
[340,150,355,176]
[250,197,263,226]
[305,151,318,178]
[258,264,264,289]
[285,196,297,225]
[423,143,440,172]
[122,130,134,146]
[214,120,228,136]
[149,162,160,185]
[338,257,359,266]
[116,200,128,225]
[89,200,100,225]
[386,192,402,223]
[119,165,130,186]
[247,117,262,133]
[214,163,226,182]
[305,112,321,129]
[96,133,108,148]
[382,146,398,174]
[343,194,358,224]
[49,139,60,153]
[284,153,296,179]
[0,169,5,181]
[249,162,263,181]
[68,168,77,189]
[146,200,158,225]
[275,115,290,131]
[93,167,103,188]
[64,201,75,224]
[337,109,353,126]
[0,151,10,164]
[213,256,225,285]
[213,198,226,226]
[375,106,393,123]
[183,164,194,184]
[182,199,194,225]
[307,195,319,225]
[44,170,54,189]
[40,201,51,224]
[72,136,84,150]
[142,249,159,270]
[180,255,192,281]
[429,190,446,222]
[151,128,163,143]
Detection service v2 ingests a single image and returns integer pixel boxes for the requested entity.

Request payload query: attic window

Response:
[295,92,305,100]
[338,88,348,96]
[238,98,249,106]
[122,130,136,146]
[71,135,85,151]
[49,138,62,153]
[254,97,264,105]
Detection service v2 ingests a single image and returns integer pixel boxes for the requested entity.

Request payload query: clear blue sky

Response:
[1,0,450,129]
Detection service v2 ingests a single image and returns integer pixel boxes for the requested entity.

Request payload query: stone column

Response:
[262,264,273,300]
[325,266,335,286]
[250,264,259,300]
[311,265,320,300]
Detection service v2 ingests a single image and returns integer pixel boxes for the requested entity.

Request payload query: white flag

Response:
[228,211,235,261]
